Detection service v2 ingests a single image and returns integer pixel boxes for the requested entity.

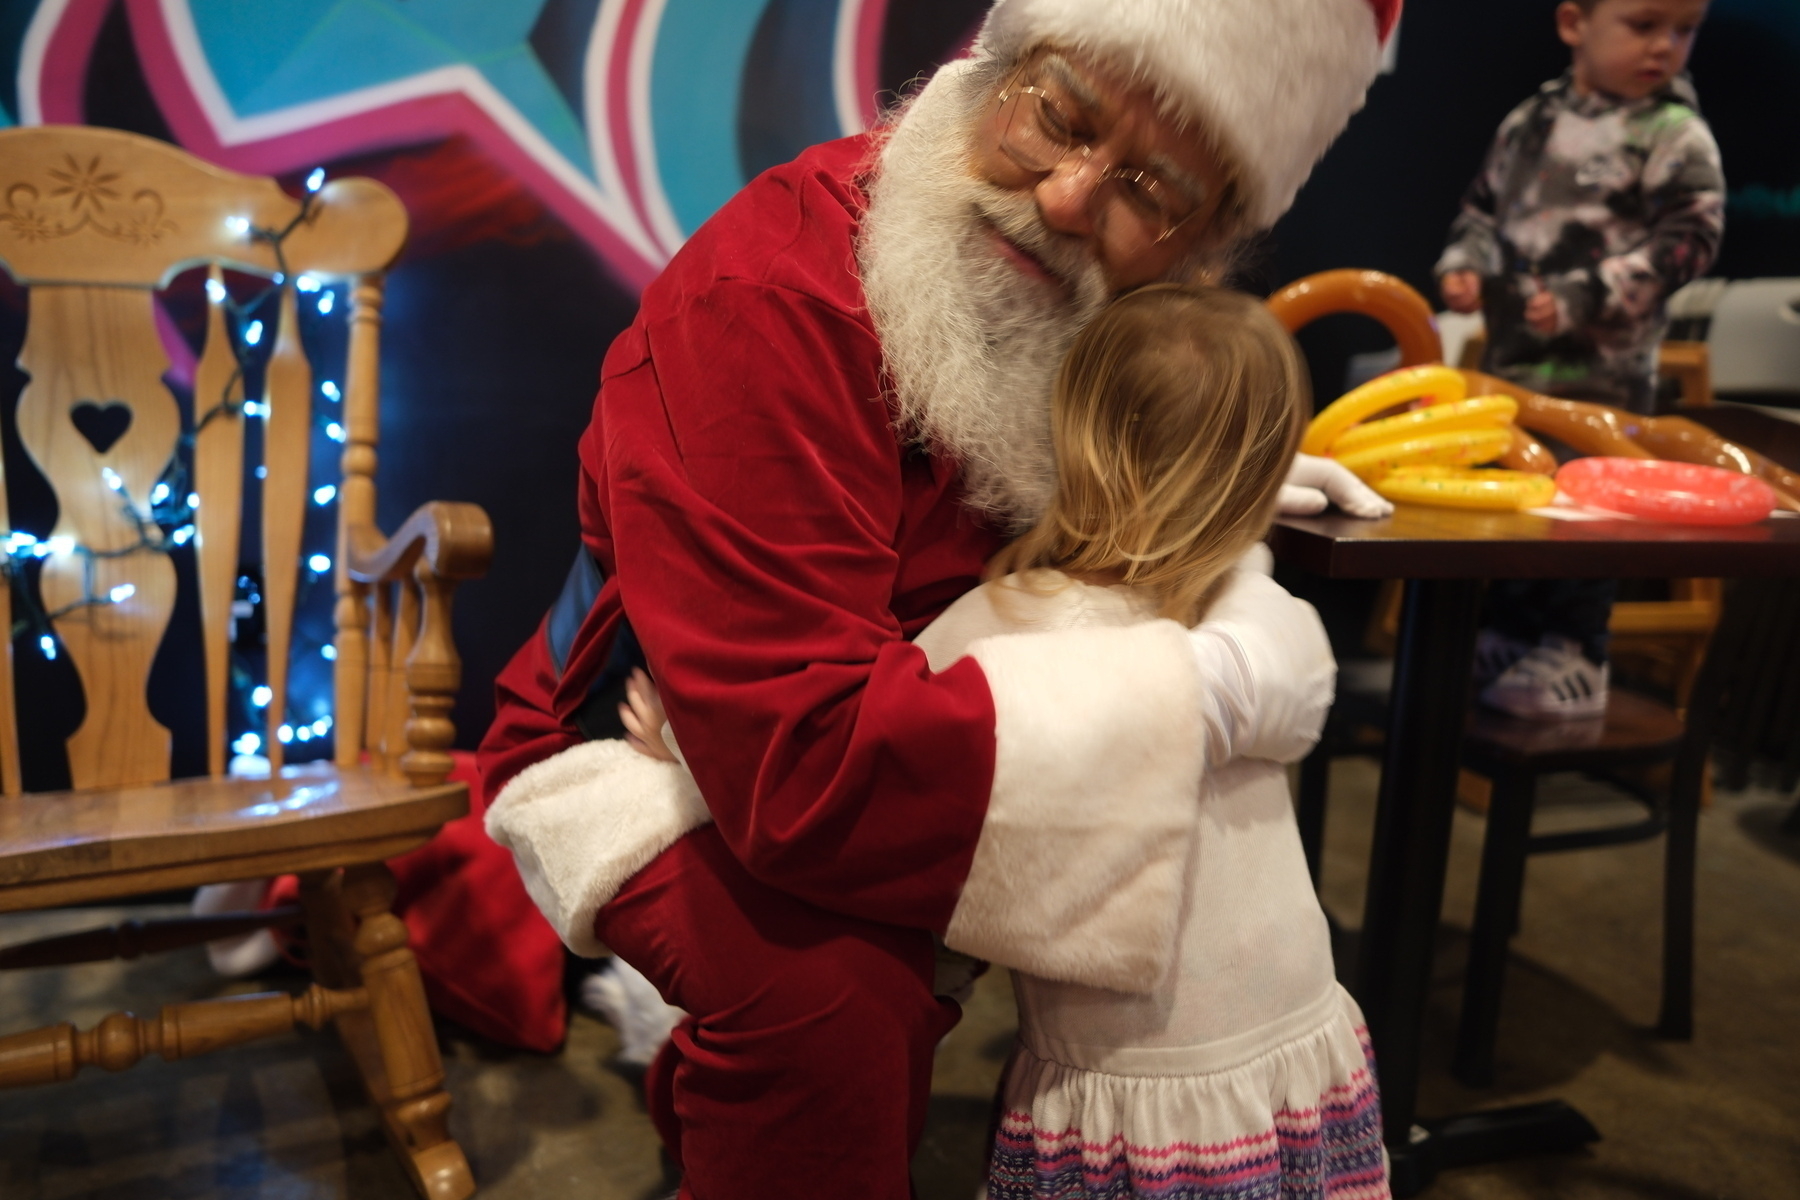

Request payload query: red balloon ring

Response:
[1555,457,1776,526]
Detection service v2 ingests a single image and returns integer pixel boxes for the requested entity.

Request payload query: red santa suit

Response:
[483,133,1006,921]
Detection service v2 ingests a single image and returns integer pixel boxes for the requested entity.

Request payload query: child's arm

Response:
[1435,120,1514,313]
[619,668,678,763]
[1541,114,1724,336]
[1432,94,1548,314]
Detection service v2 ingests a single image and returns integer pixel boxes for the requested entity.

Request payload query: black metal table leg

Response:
[1355,578,1599,1195]
[1355,577,1483,1145]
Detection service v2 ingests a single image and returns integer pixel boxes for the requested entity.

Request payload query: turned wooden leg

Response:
[0,985,365,1087]
[339,862,474,1200]
[298,870,360,989]
[401,560,461,787]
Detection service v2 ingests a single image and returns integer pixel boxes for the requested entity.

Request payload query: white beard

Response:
[857,58,1112,527]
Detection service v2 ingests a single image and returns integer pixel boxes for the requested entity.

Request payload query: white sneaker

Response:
[1472,629,1532,690]
[579,958,686,1067]
[1479,635,1609,721]
[192,879,283,978]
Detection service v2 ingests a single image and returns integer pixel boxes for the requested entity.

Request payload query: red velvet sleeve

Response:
[594,279,996,931]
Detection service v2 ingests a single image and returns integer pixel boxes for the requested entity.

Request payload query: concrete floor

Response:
[2,763,1796,1198]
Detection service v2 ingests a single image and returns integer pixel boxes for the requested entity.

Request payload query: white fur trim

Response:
[485,739,711,957]
[979,0,1385,229]
[945,618,1205,994]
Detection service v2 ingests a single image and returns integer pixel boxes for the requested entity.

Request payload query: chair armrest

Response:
[346,501,493,585]
[340,501,491,786]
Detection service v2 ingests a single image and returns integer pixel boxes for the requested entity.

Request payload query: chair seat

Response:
[0,765,467,913]
[1464,687,1685,773]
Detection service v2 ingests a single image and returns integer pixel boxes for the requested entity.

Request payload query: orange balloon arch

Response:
[1264,270,1800,511]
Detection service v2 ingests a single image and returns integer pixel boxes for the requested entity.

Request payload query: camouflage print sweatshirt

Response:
[1436,72,1725,412]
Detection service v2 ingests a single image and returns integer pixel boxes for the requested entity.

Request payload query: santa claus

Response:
[481,0,1402,1194]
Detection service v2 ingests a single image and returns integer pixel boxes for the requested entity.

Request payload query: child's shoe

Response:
[1479,635,1609,720]
[1472,629,1533,690]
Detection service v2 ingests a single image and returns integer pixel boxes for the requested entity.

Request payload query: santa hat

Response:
[977,0,1402,231]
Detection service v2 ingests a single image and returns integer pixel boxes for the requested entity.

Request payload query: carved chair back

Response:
[0,125,412,794]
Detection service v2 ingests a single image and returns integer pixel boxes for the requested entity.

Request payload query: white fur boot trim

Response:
[946,618,1204,994]
[580,957,687,1067]
[486,739,711,957]
[192,879,282,978]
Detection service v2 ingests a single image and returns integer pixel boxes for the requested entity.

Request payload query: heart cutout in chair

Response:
[70,401,133,456]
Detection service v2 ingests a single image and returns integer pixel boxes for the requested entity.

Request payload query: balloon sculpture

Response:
[1265,270,1800,522]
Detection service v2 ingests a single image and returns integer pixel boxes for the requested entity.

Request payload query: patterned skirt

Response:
[987,984,1389,1199]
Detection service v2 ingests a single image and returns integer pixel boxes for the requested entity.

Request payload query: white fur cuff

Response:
[485,740,711,957]
[946,618,1205,994]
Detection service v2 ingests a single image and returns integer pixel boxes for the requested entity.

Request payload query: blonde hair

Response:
[986,284,1307,625]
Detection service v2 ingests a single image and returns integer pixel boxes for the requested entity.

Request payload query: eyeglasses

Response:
[995,75,1204,248]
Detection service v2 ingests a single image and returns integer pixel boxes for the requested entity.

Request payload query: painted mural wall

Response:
[1,0,1795,785]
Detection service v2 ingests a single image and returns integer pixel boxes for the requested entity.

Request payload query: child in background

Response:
[625,286,1386,1198]
[1437,0,1723,719]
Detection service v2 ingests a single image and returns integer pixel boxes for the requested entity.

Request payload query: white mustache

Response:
[970,184,1111,303]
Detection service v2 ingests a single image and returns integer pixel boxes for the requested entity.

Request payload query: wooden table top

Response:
[1271,504,1800,580]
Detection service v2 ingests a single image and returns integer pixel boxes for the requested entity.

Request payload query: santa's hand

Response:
[1277,453,1394,520]
[1187,569,1336,764]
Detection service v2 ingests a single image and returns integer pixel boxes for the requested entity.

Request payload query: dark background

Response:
[4,0,1796,786]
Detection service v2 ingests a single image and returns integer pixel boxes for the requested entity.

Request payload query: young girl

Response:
[620,285,1387,1198]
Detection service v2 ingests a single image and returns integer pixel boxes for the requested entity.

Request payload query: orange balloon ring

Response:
[1265,270,1443,367]
[1556,458,1777,526]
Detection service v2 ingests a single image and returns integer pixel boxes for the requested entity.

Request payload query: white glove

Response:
[1278,453,1394,519]
[1188,569,1336,764]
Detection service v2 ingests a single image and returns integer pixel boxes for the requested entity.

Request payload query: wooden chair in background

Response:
[1608,340,1722,717]
[1430,327,1723,720]
[0,126,488,1199]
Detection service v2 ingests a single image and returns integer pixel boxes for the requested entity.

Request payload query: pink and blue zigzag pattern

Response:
[988,1037,1387,1199]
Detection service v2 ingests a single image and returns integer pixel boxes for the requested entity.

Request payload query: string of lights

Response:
[4,166,351,769]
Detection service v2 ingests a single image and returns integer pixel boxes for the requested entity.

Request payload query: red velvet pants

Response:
[594,825,961,1199]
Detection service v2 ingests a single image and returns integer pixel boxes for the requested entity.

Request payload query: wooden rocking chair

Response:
[0,126,487,1199]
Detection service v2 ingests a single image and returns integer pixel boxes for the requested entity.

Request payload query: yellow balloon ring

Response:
[1302,365,1467,456]
[1374,467,1558,511]
[1328,395,1518,457]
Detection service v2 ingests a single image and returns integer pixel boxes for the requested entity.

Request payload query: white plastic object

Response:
[1708,278,1800,396]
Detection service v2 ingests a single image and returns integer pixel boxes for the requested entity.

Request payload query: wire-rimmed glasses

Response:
[995,78,1204,247]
